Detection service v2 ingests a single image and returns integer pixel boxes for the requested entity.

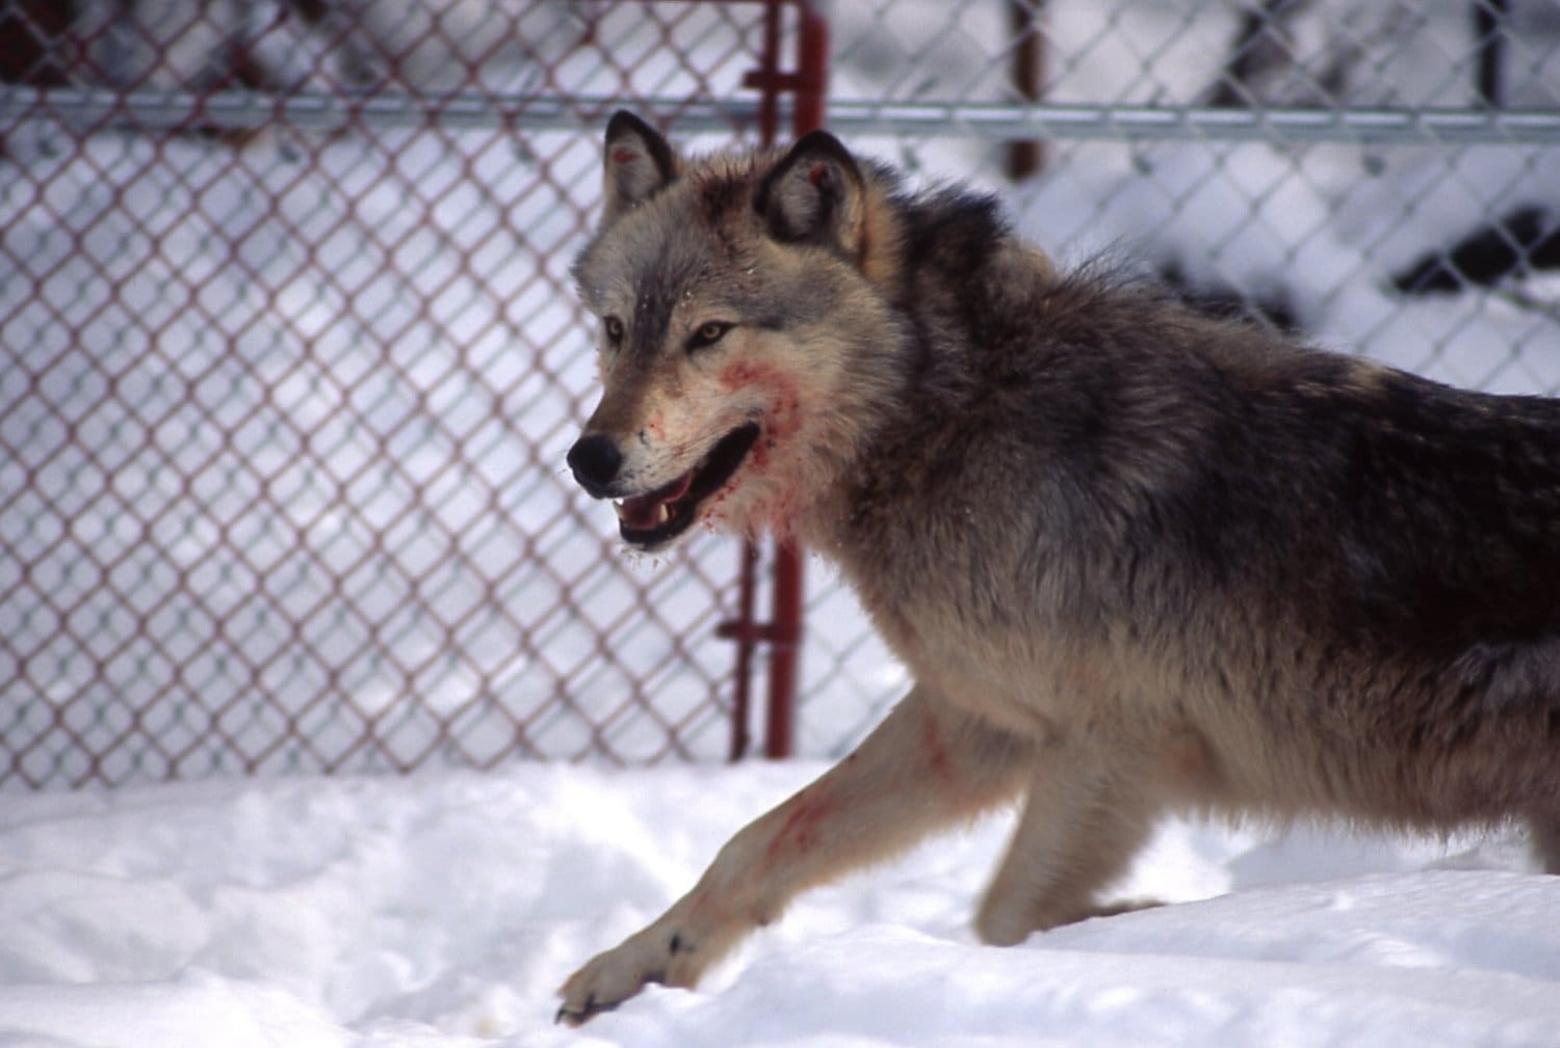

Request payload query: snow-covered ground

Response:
[1,763,1556,1047]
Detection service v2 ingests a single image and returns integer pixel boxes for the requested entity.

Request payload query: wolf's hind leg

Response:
[1529,814,1560,874]
[975,749,1161,946]
[556,684,1032,1025]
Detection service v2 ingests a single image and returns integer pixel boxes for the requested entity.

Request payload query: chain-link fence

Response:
[3,1,1558,787]
[0,0,827,788]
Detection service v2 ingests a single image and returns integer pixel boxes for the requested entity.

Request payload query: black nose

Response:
[567,434,622,496]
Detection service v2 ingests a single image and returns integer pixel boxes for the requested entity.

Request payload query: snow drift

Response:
[2,764,1557,1046]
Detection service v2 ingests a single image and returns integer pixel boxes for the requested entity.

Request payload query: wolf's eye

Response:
[687,321,734,352]
[604,316,625,345]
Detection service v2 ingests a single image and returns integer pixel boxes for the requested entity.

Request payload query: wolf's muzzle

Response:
[567,434,622,498]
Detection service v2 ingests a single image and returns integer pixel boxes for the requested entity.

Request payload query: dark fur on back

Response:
[832,181,1560,823]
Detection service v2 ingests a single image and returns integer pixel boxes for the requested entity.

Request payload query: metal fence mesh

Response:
[3,1,1558,786]
[0,1,792,788]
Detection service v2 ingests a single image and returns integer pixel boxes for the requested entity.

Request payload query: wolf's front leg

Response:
[556,684,1032,1024]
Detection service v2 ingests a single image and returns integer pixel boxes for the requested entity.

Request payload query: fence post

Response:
[762,2,828,760]
[1006,0,1045,181]
[722,0,827,761]
[1473,0,1509,107]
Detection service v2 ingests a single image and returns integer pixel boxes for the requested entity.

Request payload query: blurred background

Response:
[1,0,1557,790]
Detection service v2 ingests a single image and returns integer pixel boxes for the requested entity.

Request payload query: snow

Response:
[2,763,1556,1046]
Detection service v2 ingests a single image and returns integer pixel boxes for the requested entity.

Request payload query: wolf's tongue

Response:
[621,470,694,529]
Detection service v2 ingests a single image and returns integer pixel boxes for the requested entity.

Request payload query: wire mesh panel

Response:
[0,1,793,788]
[795,0,1560,755]
[6,1,1559,785]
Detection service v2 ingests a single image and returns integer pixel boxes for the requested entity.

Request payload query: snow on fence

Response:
[1,0,1558,789]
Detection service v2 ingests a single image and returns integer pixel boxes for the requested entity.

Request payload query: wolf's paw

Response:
[975,895,1166,946]
[1084,897,1164,921]
[555,928,700,1026]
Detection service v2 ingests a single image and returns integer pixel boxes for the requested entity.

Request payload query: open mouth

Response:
[614,423,760,549]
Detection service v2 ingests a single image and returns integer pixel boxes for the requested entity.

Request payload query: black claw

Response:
[555,992,623,1027]
[669,933,684,954]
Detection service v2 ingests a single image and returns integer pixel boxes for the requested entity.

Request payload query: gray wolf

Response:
[555,110,1560,1024]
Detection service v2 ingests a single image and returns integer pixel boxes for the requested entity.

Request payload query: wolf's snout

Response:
[567,434,622,497]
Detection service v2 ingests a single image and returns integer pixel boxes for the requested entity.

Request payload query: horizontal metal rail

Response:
[5,87,1560,145]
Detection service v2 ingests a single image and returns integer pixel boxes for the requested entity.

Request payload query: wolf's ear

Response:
[756,130,867,257]
[602,111,678,223]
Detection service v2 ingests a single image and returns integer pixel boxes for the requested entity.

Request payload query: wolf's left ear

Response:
[602,110,678,223]
[756,130,867,258]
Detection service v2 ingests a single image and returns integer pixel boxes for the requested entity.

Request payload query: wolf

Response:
[555,111,1560,1024]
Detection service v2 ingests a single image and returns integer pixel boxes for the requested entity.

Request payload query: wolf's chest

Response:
[857,587,1098,740]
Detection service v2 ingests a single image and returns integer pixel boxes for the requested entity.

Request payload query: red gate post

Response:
[764,2,829,760]
[722,0,828,760]
[1006,0,1046,181]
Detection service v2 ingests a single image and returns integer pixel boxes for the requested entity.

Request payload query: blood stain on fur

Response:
[922,714,954,782]
[719,361,804,461]
[718,362,761,388]
[707,362,812,538]
[763,794,833,865]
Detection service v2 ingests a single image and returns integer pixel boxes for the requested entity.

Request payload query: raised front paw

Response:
[555,928,700,1026]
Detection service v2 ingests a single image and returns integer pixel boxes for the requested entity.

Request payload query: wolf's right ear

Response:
[601,111,678,224]
[755,130,868,259]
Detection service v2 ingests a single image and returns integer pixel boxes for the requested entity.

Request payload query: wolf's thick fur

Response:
[555,112,1560,1024]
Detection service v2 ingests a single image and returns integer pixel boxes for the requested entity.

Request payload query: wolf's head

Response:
[566,112,908,552]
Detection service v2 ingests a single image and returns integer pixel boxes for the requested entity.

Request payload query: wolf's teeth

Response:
[613,501,626,519]
[658,502,673,524]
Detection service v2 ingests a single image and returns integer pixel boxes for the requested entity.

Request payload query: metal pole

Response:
[792,0,828,135]
[14,88,1560,146]
[723,0,786,757]
[725,538,759,760]
[13,88,1560,145]
[727,0,784,762]
[1473,0,1509,108]
[1006,0,1044,181]
[761,2,827,760]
